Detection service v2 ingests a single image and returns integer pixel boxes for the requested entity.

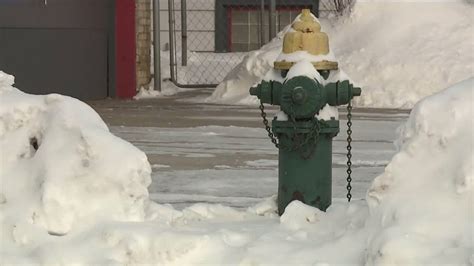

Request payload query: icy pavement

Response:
[90,90,409,210]
[111,117,404,209]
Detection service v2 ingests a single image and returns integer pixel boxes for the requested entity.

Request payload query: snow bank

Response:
[135,46,186,99]
[329,0,473,108]
[134,80,185,100]
[208,1,473,109]
[0,71,153,239]
[364,77,473,264]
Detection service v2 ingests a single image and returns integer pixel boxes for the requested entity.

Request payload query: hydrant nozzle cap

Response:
[353,87,362,97]
[249,86,259,96]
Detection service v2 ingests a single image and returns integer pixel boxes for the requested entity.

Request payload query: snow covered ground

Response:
[1,69,472,264]
[207,0,474,109]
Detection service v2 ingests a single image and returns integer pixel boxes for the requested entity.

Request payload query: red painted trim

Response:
[115,0,136,99]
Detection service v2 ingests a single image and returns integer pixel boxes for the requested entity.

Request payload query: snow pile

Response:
[205,30,285,105]
[364,77,474,264]
[134,80,185,100]
[329,0,473,108]
[280,200,326,230]
[0,71,153,239]
[0,71,14,88]
[207,1,473,109]
[135,51,187,100]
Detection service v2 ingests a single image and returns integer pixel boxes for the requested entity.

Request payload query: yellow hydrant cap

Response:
[274,9,338,71]
[293,9,321,33]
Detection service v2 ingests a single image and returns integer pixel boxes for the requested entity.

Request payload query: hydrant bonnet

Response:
[274,9,338,71]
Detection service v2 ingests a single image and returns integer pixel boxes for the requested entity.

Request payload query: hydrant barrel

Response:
[274,119,339,215]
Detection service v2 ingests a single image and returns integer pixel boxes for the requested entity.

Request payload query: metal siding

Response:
[0,0,113,100]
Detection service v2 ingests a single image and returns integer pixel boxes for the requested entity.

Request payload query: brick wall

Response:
[136,0,152,89]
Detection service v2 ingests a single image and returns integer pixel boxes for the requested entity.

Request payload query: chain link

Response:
[258,101,320,159]
[346,101,353,202]
[289,112,320,160]
[259,100,354,201]
[259,102,279,148]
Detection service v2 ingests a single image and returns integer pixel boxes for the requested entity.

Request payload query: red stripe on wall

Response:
[115,0,136,99]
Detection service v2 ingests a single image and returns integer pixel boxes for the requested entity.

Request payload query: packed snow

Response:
[1,70,472,264]
[364,77,473,264]
[207,0,474,109]
[134,52,188,99]
[134,79,185,100]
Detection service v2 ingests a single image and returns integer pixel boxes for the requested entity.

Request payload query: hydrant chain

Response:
[259,101,280,149]
[259,100,321,158]
[346,101,353,202]
[287,104,321,160]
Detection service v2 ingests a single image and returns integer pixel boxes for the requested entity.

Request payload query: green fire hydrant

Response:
[250,9,361,215]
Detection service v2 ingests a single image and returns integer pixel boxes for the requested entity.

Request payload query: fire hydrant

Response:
[250,9,361,215]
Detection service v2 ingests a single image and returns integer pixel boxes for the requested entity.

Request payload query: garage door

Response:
[0,0,114,100]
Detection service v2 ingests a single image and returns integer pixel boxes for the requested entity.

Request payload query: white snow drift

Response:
[208,0,474,109]
[1,71,472,264]
[0,71,153,242]
[364,77,473,264]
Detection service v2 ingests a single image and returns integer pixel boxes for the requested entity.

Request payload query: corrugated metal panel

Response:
[0,0,114,100]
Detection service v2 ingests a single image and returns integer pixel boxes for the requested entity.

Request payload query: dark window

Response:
[214,0,319,53]
[229,7,309,52]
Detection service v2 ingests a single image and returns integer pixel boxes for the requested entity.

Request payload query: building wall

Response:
[136,0,152,89]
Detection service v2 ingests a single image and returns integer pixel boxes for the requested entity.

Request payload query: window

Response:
[229,8,305,52]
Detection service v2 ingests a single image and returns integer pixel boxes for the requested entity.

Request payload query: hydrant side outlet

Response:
[250,81,283,105]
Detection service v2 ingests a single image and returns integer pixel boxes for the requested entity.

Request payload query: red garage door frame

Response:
[116,0,136,99]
